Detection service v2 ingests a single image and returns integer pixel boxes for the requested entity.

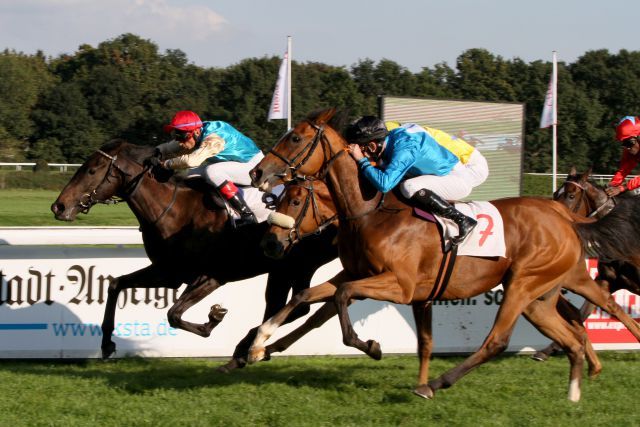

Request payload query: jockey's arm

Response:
[162,135,225,169]
[358,146,417,193]
[609,150,639,190]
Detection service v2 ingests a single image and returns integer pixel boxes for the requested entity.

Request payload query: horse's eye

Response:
[292,199,301,206]
[291,135,301,143]
[88,169,96,175]
[568,194,575,200]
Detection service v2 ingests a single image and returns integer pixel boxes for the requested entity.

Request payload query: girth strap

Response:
[425,245,458,302]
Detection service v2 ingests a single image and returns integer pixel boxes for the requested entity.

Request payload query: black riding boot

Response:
[411,188,477,245]
[227,193,258,226]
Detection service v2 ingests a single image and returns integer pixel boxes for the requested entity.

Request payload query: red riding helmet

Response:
[615,116,640,141]
[163,110,203,133]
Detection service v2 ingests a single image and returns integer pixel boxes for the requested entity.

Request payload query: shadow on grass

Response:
[0,355,398,394]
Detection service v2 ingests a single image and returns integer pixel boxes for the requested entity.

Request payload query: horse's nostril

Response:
[51,202,64,215]
[251,168,262,184]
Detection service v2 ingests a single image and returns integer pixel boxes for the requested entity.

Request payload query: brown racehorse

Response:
[534,167,640,361]
[249,108,640,401]
[51,139,338,370]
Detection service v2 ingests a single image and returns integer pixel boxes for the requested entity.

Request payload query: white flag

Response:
[268,51,289,121]
[540,54,557,128]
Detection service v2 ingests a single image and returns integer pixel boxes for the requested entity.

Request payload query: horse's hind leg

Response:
[101,264,181,359]
[563,265,640,342]
[532,295,601,379]
[426,280,540,398]
[522,295,586,402]
[412,302,435,399]
[166,276,225,337]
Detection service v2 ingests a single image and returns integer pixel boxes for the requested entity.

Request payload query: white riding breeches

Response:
[187,151,265,187]
[399,149,489,201]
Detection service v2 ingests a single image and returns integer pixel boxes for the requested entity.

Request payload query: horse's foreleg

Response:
[265,301,341,356]
[166,276,225,337]
[411,302,434,399]
[334,272,410,360]
[248,271,350,363]
[101,265,179,359]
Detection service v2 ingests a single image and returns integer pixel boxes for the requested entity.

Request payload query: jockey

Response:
[345,116,489,245]
[150,110,264,225]
[605,116,640,197]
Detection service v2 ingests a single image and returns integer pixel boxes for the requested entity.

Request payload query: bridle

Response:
[278,177,338,246]
[267,120,389,221]
[79,149,177,225]
[557,179,615,218]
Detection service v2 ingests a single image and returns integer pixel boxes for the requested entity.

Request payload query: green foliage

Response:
[4,34,640,175]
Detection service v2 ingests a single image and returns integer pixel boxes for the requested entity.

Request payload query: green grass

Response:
[0,189,137,226]
[0,353,638,426]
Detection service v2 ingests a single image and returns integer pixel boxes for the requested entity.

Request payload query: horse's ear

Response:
[569,165,577,177]
[317,108,337,125]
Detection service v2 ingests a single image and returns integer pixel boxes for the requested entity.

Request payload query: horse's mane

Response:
[576,197,640,261]
[305,108,351,135]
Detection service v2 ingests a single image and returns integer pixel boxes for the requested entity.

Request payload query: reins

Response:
[80,148,178,226]
[561,180,616,218]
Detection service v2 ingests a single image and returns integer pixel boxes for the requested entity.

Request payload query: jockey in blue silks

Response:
[346,116,489,245]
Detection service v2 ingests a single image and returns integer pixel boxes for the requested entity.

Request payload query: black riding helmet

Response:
[344,116,389,145]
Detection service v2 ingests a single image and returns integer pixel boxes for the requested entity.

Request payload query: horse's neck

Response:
[586,184,612,218]
[126,176,223,237]
[325,152,382,221]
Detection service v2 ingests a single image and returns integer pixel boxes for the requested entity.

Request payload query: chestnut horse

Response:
[534,167,640,361]
[51,139,338,370]
[249,108,640,401]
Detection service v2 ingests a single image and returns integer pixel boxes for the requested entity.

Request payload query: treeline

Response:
[1,33,640,173]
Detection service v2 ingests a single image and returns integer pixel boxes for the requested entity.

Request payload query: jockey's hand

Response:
[348,144,364,161]
[605,185,624,197]
[143,155,163,169]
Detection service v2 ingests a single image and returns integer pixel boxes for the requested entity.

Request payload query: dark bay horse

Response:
[51,139,338,369]
[249,108,640,401]
[534,167,640,361]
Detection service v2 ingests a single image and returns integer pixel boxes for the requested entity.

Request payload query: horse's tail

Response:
[574,198,640,264]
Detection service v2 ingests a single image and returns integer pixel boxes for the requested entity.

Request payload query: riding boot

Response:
[217,181,257,227]
[411,188,477,245]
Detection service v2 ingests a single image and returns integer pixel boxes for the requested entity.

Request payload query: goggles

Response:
[173,130,193,142]
[622,137,638,149]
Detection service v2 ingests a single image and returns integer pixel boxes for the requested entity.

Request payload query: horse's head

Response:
[554,166,612,217]
[260,178,338,259]
[51,140,150,221]
[250,108,348,190]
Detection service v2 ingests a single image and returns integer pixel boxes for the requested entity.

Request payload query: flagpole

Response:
[287,35,292,130]
[551,51,558,193]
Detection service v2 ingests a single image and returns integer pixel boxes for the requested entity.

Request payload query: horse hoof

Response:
[248,346,265,364]
[531,351,549,362]
[367,340,382,360]
[209,304,228,322]
[216,358,246,374]
[588,366,602,380]
[101,342,116,359]
[413,384,434,399]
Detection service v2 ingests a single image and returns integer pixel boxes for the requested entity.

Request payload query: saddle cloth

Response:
[416,201,506,257]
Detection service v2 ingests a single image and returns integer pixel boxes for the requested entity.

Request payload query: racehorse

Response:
[51,139,338,370]
[533,167,640,361]
[248,108,640,401]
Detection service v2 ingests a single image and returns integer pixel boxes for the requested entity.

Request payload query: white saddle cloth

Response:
[435,201,506,258]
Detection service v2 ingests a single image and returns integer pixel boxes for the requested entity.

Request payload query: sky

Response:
[0,0,638,72]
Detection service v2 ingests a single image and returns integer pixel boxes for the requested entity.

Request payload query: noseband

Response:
[271,177,337,246]
[78,150,132,213]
